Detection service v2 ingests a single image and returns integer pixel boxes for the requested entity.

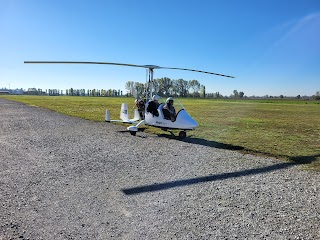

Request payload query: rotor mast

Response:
[148,67,154,101]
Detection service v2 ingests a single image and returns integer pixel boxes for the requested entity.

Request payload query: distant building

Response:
[26,88,45,95]
[0,88,25,95]
[0,90,10,95]
[11,89,25,95]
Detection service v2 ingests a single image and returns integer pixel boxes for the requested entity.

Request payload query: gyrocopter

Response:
[24,61,234,138]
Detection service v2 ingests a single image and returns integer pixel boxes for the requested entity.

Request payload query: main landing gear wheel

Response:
[130,131,136,136]
[179,131,187,139]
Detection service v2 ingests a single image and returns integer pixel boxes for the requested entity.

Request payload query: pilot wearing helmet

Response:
[163,97,176,121]
[147,95,160,117]
[135,98,146,119]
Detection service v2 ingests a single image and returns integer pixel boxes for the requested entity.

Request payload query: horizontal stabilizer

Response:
[110,119,136,124]
[106,103,140,124]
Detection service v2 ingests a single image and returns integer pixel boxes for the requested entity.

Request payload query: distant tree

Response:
[200,85,206,98]
[158,77,173,96]
[280,95,284,99]
[233,90,239,98]
[189,80,200,97]
[239,91,244,98]
[176,79,189,97]
[215,92,222,98]
[135,82,145,97]
[315,91,320,100]
[171,81,179,97]
[125,81,135,96]
[152,79,160,95]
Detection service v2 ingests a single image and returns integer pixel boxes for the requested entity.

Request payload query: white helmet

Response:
[152,95,160,101]
[166,97,174,103]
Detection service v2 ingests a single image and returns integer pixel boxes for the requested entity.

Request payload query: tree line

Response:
[65,88,123,97]
[8,85,319,100]
[125,78,205,98]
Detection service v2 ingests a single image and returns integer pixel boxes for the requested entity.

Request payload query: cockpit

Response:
[146,97,185,122]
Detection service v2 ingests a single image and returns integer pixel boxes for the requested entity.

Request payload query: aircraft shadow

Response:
[122,162,296,195]
[157,134,320,165]
[289,154,320,164]
[157,133,244,151]
[121,135,319,195]
[117,128,146,133]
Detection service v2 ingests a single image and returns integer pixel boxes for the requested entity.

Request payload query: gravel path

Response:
[0,98,319,240]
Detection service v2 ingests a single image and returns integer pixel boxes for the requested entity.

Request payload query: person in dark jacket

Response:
[163,97,176,121]
[147,95,160,117]
[135,98,146,119]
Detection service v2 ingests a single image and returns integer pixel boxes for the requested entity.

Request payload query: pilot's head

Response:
[152,95,160,102]
[166,97,174,105]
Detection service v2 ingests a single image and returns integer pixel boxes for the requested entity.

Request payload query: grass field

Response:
[1,95,319,171]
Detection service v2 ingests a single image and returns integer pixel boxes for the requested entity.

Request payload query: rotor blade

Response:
[24,61,147,68]
[157,66,235,78]
[24,61,234,78]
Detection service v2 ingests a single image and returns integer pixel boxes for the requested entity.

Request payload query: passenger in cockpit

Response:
[163,97,176,121]
[147,95,160,117]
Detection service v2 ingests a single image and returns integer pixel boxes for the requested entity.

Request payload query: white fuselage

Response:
[144,103,198,130]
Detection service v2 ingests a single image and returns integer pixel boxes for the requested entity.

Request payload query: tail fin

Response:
[105,109,110,122]
[120,103,130,122]
[130,109,140,122]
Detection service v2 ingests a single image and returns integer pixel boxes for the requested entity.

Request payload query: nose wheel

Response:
[129,131,136,136]
[178,131,187,139]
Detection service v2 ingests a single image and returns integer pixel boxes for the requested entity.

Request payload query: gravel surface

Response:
[0,98,319,240]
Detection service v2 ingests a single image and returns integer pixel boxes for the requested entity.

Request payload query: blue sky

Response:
[1,0,319,96]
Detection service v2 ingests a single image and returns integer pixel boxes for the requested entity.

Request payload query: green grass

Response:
[2,95,320,171]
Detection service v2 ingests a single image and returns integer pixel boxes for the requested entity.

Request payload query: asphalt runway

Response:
[0,98,319,239]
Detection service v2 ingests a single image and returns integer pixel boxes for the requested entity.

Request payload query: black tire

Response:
[179,131,186,139]
[130,131,136,136]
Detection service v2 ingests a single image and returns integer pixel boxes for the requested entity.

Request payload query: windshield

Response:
[159,97,184,113]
